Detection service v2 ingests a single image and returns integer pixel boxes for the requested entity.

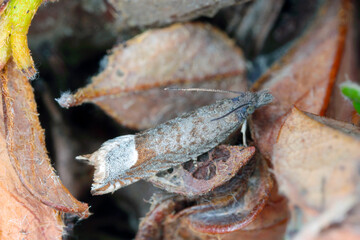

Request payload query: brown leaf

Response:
[136,153,278,239]
[325,1,360,125]
[108,0,245,28]
[218,182,289,240]
[0,129,64,239]
[163,154,273,235]
[240,182,289,232]
[136,197,184,240]
[0,60,90,218]
[274,107,360,211]
[250,0,350,160]
[148,145,256,198]
[273,107,360,239]
[58,23,247,129]
[138,191,288,240]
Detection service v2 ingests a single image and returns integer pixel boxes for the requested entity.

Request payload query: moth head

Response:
[254,90,273,109]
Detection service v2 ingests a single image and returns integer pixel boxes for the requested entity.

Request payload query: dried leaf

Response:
[0,128,64,239]
[148,145,256,198]
[250,0,350,160]
[1,60,90,218]
[184,155,272,234]
[274,107,360,211]
[240,183,289,232]
[108,0,245,28]
[163,154,273,235]
[221,186,289,240]
[138,190,288,240]
[326,2,360,124]
[273,107,360,239]
[209,177,290,240]
[136,198,182,240]
[58,23,247,129]
[136,153,278,239]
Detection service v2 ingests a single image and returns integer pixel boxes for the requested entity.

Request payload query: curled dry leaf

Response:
[108,0,245,28]
[178,154,272,234]
[240,182,289,232]
[160,154,273,236]
[136,198,183,240]
[273,107,360,239]
[221,184,289,240]
[136,153,278,239]
[0,119,63,239]
[250,0,351,160]
[148,145,256,198]
[57,23,247,129]
[0,60,89,218]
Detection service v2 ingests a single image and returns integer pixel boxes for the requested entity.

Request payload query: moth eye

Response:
[247,106,255,114]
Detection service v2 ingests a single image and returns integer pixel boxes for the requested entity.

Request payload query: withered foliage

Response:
[136,152,287,239]
[250,0,355,160]
[274,108,360,240]
[57,23,247,129]
[0,60,89,239]
[148,145,255,198]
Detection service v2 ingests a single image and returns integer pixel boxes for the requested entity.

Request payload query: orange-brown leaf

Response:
[250,0,350,160]
[1,60,89,218]
[0,132,64,239]
[325,2,360,125]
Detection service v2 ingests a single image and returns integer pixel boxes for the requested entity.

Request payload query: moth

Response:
[78,89,273,195]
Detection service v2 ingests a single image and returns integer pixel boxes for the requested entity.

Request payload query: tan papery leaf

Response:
[273,107,360,239]
[57,23,247,129]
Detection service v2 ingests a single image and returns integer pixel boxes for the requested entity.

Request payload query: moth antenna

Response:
[164,87,243,94]
[211,103,250,121]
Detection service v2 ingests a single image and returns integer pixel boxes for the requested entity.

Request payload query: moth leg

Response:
[241,119,247,147]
